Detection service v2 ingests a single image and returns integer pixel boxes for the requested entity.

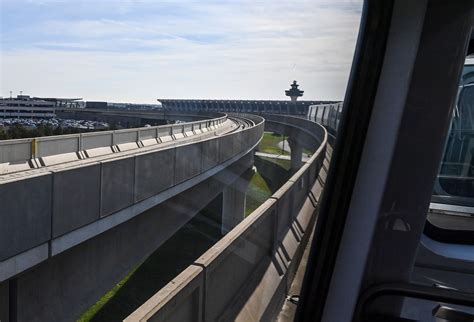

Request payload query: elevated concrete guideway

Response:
[125,113,329,322]
[0,108,327,321]
[0,111,265,321]
[70,108,322,174]
[0,112,260,267]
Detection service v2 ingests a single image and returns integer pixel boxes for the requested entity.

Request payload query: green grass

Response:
[77,268,138,322]
[77,206,222,322]
[259,132,314,158]
[244,157,292,216]
[245,171,272,216]
[258,132,289,155]
[78,158,287,321]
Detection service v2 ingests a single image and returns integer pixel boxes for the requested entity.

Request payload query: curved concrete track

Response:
[0,110,328,322]
[125,114,329,322]
[0,112,265,322]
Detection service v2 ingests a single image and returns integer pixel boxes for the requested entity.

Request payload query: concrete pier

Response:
[221,168,254,234]
[289,138,303,172]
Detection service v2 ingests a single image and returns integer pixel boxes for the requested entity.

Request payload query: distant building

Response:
[85,101,162,110]
[107,102,162,110]
[85,101,108,109]
[38,97,83,108]
[285,80,304,102]
[0,95,56,118]
[158,99,337,116]
[0,95,83,119]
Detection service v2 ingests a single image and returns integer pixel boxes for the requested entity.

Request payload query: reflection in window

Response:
[434,58,474,207]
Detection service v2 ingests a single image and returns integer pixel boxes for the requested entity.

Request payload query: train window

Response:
[330,105,337,130]
[0,0,364,321]
[336,104,342,129]
[428,55,474,243]
[309,106,317,121]
[316,105,325,124]
[322,105,329,126]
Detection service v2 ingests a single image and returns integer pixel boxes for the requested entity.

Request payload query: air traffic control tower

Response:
[285,80,304,102]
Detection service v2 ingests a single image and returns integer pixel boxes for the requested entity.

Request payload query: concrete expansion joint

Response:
[28,158,41,169]
[76,151,87,160]
[191,262,206,269]
[308,192,318,209]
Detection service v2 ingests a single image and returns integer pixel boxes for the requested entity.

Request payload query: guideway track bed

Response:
[0,114,255,182]
[0,112,265,288]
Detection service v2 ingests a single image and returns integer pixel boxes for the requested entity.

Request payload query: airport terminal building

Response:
[158,99,337,116]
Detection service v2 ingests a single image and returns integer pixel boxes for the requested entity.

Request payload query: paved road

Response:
[255,151,310,162]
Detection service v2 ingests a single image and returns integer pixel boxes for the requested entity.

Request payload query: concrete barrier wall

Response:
[124,199,277,322]
[52,164,101,237]
[101,157,136,216]
[124,265,205,322]
[0,139,32,163]
[36,134,80,157]
[0,115,264,270]
[0,174,52,260]
[175,143,203,184]
[57,109,227,122]
[0,112,227,169]
[135,149,176,202]
[82,131,114,149]
[14,168,247,322]
[263,119,321,151]
[126,116,327,322]
[200,200,277,322]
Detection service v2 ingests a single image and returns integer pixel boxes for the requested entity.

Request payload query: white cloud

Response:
[1,0,362,103]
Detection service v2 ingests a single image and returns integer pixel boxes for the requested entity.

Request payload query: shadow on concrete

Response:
[88,199,223,322]
[254,156,292,193]
[87,159,290,321]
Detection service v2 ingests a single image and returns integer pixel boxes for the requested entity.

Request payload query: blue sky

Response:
[1,0,362,103]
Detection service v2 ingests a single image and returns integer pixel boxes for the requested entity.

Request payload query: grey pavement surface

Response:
[255,151,310,162]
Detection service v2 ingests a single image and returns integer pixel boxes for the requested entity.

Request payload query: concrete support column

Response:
[221,168,254,235]
[288,138,303,172]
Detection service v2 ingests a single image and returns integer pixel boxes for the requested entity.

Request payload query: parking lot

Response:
[0,118,109,130]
